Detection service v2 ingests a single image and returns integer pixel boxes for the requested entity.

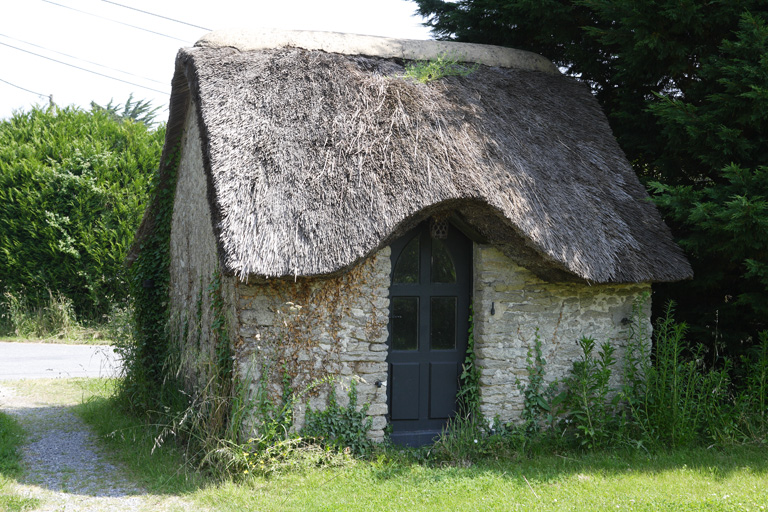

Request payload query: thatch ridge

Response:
[130,34,692,284]
[196,28,559,73]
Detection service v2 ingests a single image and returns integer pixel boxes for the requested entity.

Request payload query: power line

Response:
[42,0,190,43]
[0,33,167,86]
[102,1,211,31]
[0,41,170,95]
[0,77,47,98]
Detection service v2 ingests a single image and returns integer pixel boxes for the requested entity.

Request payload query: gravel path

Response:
[0,383,193,512]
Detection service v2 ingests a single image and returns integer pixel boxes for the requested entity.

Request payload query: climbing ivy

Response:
[208,270,234,399]
[457,302,481,417]
[118,144,180,411]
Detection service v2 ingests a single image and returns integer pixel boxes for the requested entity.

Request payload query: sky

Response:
[0,0,432,121]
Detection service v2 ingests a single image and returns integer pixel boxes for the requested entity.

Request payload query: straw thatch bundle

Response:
[131,30,691,284]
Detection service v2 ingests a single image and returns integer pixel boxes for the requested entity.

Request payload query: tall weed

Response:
[439,298,768,459]
[555,337,617,450]
[633,303,728,446]
[515,330,555,437]
[743,331,768,423]
[430,413,491,465]
[1,290,78,339]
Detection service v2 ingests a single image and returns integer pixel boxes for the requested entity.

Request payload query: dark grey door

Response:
[387,220,472,446]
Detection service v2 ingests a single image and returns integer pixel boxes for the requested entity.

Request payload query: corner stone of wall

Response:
[472,245,651,424]
[234,247,392,441]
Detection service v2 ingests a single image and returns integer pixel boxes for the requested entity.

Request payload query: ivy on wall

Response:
[458,302,480,417]
[209,270,234,397]
[120,145,180,410]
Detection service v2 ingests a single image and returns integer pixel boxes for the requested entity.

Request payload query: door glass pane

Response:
[391,297,419,350]
[393,235,419,284]
[431,238,456,283]
[430,297,456,350]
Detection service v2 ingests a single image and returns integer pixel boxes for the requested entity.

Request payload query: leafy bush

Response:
[236,437,353,478]
[301,380,373,456]
[0,105,164,324]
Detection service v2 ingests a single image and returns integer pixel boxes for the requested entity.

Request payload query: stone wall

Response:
[171,158,652,438]
[168,99,236,392]
[234,248,391,441]
[472,245,651,423]
[231,241,651,439]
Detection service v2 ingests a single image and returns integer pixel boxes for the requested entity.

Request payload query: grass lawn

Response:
[174,450,760,511]
[189,448,768,511]
[0,412,38,512]
[70,380,768,512]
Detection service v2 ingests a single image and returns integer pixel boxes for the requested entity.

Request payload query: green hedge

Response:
[0,106,164,322]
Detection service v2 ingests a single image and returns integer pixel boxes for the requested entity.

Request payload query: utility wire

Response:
[42,0,190,43]
[0,77,47,98]
[102,1,211,31]
[0,33,167,85]
[0,41,170,95]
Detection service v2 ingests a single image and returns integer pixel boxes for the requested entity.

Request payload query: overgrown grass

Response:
[97,293,768,509]
[75,386,768,511]
[0,293,131,344]
[0,412,38,512]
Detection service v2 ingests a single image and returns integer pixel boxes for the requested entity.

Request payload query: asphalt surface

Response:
[0,342,122,380]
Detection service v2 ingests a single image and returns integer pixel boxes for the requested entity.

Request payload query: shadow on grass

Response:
[367,442,768,485]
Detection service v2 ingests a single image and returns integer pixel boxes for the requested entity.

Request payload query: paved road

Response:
[0,342,122,380]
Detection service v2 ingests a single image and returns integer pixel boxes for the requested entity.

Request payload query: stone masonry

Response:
[472,244,651,423]
[234,248,392,441]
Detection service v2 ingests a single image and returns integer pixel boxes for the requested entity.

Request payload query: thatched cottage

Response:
[131,29,691,446]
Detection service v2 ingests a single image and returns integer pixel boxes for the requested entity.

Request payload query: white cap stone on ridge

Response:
[195,28,559,74]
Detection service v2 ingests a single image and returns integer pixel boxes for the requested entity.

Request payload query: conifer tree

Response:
[413,0,768,349]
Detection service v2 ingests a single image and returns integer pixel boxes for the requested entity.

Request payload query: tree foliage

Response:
[0,105,164,322]
[413,0,768,348]
[91,93,162,127]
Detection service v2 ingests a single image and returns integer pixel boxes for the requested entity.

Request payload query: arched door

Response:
[387,220,472,446]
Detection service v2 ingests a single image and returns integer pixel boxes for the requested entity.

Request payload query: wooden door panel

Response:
[390,362,420,420]
[387,220,471,445]
[429,362,459,419]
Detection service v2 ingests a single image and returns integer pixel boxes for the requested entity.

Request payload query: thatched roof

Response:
[132,29,692,284]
